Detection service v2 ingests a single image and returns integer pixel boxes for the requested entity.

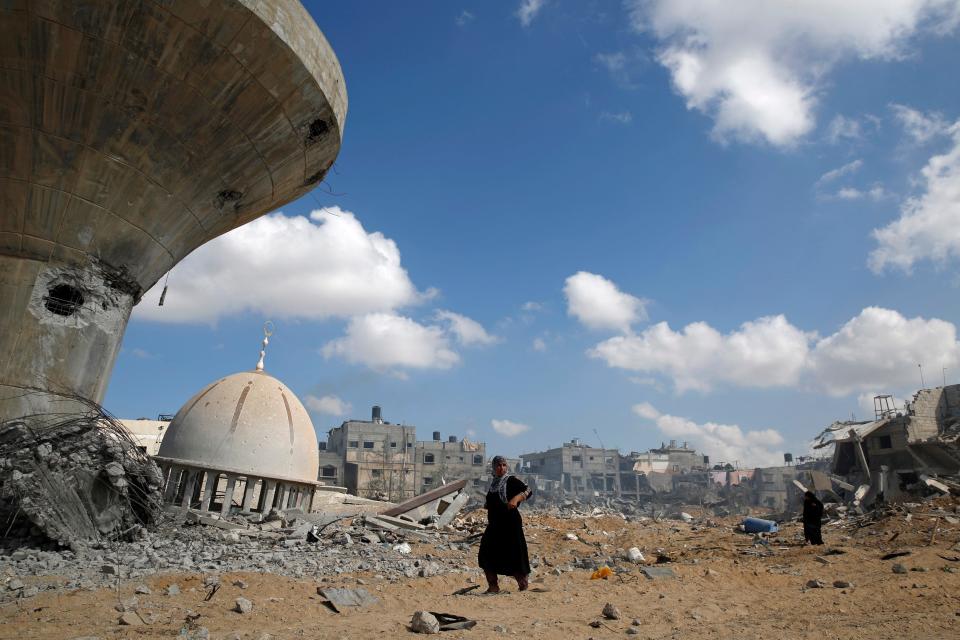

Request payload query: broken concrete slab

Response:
[381,480,467,518]
[435,492,470,528]
[317,588,380,612]
[641,566,675,580]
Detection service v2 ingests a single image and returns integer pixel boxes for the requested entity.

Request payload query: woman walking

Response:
[478,456,532,593]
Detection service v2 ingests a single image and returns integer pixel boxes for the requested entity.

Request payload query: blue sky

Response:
[107,1,960,467]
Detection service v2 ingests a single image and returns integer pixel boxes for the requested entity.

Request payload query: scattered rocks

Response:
[118,611,143,626]
[625,547,644,563]
[892,564,908,574]
[234,597,253,614]
[134,584,152,595]
[166,584,181,595]
[602,603,621,620]
[833,580,853,589]
[806,579,825,588]
[410,611,440,634]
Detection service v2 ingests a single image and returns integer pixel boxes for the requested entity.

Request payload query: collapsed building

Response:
[0,405,164,550]
[815,387,960,504]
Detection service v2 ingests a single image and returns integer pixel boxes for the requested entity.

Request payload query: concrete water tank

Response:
[0,0,346,419]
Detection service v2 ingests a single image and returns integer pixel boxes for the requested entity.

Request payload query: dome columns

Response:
[155,458,316,516]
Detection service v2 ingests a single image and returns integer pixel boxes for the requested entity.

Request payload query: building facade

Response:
[318,406,488,499]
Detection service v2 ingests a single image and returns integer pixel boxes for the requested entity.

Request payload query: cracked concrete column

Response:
[221,476,237,516]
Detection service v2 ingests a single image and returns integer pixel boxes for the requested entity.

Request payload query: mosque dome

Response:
[157,369,319,485]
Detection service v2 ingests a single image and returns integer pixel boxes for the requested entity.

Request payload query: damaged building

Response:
[153,332,321,517]
[816,387,960,504]
[318,406,488,500]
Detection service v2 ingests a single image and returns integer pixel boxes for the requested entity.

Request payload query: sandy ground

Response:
[3,503,960,640]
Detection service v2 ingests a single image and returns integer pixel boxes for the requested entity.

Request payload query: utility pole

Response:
[943,367,947,387]
[919,363,925,389]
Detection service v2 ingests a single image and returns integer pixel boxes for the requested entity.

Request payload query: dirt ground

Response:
[3,503,960,640]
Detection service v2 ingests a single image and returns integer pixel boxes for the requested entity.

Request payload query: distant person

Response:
[478,455,532,593]
[802,490,824,545]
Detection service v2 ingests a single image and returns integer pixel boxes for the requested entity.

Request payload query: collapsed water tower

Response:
[0,0,346,420]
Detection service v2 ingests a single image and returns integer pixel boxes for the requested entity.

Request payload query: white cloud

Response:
[826,114,864,144]
[816,159,863,186]
[593,50,647,89]
[633,403,784,467]
[521,301,543,312]
[592,306,960,397]
[564,271,648,332]
[532,337,547,352]
[136,209,428,324]
[870,122,960,272]
[630,1,960,146]
[516,0,546,27]
[808,307,960,396]
[322,313,460,373]
[600,111,634,125]
[455,10,475,27]
[435,310,499,346]
[130,348,152,359]
[305,394,352,416]
[891,103,951,143]
[491,419,531,437]
[829,185,891,201]
[591,314,810,393]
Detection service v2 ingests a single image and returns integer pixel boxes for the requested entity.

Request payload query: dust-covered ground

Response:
[2,501,960,640]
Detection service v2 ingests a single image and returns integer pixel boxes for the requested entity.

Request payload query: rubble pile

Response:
[0,406,164,550]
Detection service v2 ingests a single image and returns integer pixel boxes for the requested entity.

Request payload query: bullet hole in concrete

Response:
[44,283,85,316]
[215,189,243,212]
[305,118,329,145]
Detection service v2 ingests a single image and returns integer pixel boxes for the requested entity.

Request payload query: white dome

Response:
[158,370,319,484]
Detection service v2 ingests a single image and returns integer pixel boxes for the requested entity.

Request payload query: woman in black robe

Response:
[802,490,824,545]
[478,456,532,593]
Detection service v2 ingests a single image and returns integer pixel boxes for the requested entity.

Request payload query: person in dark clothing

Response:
[802,490,824,545]
[478,455,532,593]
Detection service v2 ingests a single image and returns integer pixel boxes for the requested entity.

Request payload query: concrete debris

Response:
[625,547,644,563]
[641,567,675,580]
[410,610,440,634]
[0,405,163,550]
[318,587,380,612]
[602,603,621,620]
[234,597,252,614]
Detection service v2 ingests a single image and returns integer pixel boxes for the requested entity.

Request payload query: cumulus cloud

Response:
[136,209,428,324]
[305,394,352,416]
[564,272,648,332]
[491,419,531,437]
[455,10,475,27]
[591,315,811,393]
[322,313,460,373]
[516,0,546,27]
[521,301,543,312]
[891,103,951,143]
[591,306,960,396]
[629,1,960,146]
[870,122,960,272]
[633,403,784,467]
[827,184,890,202]
[434,310,499,346]
[532,337,547,352]
[808,307,960,396]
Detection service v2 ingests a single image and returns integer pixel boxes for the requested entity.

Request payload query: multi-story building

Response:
[521,439,621,497]
[318,406,488,499]
[319,406,417,501]
[416,431,487,493]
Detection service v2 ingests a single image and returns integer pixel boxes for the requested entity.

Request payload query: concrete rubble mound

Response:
[0,405,164,550]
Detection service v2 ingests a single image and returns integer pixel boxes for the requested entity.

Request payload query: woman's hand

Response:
[507,496,521,510]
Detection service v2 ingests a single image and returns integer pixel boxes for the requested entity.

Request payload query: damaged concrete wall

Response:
[0,406,164,550]
[0,0,346,420]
